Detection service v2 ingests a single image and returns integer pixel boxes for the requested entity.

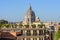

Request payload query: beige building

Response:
[16,5,46,40]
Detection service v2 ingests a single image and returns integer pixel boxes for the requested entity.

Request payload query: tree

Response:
[0,24,2,28]
[4,24,10,28]
[54,27,60,40]
[0,19,8,24]
[1,24,10,28]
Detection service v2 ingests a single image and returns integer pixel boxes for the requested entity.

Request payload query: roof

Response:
[1,32,16,39]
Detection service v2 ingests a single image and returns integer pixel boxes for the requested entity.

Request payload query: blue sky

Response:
[0,0,60,22]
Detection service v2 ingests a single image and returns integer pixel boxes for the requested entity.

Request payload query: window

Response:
[50,26,55,30]
[39,38,41,40]
[26,38,30,40]
[39,30,43,35]
[33,30,37,36]
[33,38,37,40]
[46,30,49,35]
[26,30,31,36]
[39,37,43,40]
[41,37,43,40]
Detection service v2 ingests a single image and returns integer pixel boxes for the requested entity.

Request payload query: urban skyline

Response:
[0,0,60,40]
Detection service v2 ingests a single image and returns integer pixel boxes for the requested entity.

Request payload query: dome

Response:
[25,6,35,17]
[23,6,36,24]
[35,16,40,22]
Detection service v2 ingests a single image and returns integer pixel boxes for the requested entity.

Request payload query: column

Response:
[37,30,39,35]
[36,24,38,28]
[23,30,26,36]
[31,30,33,35]
[43,37,44,40]
[43,30,44,35]
[31,38,33,40]
[25,38,26,40]
[37,38,39,40]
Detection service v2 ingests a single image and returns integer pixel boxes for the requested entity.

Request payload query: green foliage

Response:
[54,27,60,40]
[1,24,10,28]
[24,24,29,28]
[0,19,8,24]
[31,24,36,28]
[0,24,2,28]
[4,24,10,28]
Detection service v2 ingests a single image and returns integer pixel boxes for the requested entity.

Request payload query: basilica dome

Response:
[23,6,36,24]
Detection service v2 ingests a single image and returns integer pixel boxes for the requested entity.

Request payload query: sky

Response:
[0,0,60,22]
